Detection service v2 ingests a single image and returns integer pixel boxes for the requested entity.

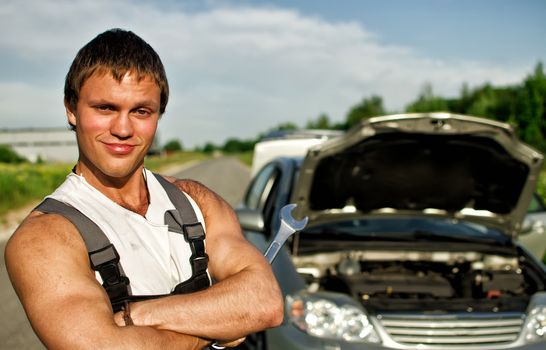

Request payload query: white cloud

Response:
[0,82,66,128]
[0,0,532,147]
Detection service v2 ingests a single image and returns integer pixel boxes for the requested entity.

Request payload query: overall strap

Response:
[35,174,210,311]
[34,198,131,309]
[153,173,211,293]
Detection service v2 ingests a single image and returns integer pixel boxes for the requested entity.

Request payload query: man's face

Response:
[66,71,161,180]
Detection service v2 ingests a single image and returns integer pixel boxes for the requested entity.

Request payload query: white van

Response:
[250,129,343,176]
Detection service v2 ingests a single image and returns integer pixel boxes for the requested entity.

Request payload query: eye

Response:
[134,108,152,117]
[95,105,114,112]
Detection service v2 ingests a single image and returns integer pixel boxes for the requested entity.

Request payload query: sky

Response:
[1,0,545,148]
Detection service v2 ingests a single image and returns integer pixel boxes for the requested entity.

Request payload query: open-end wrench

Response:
[264,203,308,263]
[210,204,308,349]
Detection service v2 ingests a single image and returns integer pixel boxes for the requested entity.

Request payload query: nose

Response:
[110,112,133,139]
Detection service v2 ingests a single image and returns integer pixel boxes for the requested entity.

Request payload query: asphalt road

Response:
[171,156,251,207]
[0,157,250,349]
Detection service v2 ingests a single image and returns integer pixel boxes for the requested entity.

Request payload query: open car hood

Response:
[293,113,544,237]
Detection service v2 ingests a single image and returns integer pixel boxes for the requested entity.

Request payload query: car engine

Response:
[293,249,541,313]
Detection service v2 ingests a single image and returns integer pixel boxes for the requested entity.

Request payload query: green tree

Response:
[274,122,299,131]
[451,83,473,114]
[163,139,183,152]
[258,122,299,139]
[515,62,546,152]
[346,95,385,129]
[0,145,27,163]
[463,84,517,122]
[306,113,331,129]
[405,83,449,113]
[222,138,256,153]
[202,142,218,154]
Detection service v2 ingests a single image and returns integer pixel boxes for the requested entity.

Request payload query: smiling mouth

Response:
[104,143,136,155]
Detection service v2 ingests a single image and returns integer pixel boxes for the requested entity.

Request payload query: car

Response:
[519,193,546,260]
[250,129,344,176]
[249,127,546,262]
[236,113,546,350]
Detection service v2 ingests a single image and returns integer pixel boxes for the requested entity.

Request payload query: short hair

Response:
[64,29,169,126]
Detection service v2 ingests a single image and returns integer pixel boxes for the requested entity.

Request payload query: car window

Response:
[245,163,279,211]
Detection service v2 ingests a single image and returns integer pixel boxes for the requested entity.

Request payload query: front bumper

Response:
[266,323,546,350]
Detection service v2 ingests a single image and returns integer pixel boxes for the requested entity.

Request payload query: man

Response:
[5,29,283,349]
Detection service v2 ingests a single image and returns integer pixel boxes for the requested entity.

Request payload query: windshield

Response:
[302,217,509,243]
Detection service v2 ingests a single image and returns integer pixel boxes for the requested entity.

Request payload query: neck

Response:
[74,161,150,216]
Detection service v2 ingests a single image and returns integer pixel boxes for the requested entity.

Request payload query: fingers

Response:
[113,311,126,327]
[214,336,246,348]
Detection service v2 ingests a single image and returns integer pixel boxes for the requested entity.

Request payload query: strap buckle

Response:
[193,254,209,273]
[183,222,205,240]
[89,244,130,302]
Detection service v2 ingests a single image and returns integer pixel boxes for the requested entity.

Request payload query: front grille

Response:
[378,313,524,347]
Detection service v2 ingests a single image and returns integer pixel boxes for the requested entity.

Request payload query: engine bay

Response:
[293,249,542,313]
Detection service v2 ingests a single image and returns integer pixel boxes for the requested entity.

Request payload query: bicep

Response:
[208,231,270,282]
[175,179,271,280]
[5,214,117,348]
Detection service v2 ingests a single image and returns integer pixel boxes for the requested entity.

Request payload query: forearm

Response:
[110,325,210,350]
[41,323,209,350]
[128,267,283,340]
[30,304,210,350]
[154,178,283,339]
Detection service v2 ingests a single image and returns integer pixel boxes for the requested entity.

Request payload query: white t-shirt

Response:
[47,169,208,295]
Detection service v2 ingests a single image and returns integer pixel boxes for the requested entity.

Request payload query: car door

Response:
[239,161,283,251]
[520,193,546,260]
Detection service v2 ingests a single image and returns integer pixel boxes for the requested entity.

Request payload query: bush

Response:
[0,145,27,163]
[0,163,72,216]
[222,138,255,153]
[202,143,217,154]
[163,139,183,152]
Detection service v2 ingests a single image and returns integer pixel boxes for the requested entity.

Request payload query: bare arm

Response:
[123,179,284,340]
[5,212,210,350]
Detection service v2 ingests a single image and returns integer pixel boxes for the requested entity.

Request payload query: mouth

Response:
[104,142,137,155]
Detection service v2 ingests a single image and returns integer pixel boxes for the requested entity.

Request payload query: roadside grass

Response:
[232,151,254,167]
[0,151,212,222]
[0,163,73,219]
[144,151,211,171]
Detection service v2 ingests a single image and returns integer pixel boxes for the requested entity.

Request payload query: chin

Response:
[95,161,143,180]
[108,166,142,179]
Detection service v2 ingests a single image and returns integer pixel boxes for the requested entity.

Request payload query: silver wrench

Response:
[264,203,308,263]
[210,204,308,349]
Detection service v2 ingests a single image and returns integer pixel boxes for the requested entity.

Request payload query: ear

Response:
[64,99,77,128]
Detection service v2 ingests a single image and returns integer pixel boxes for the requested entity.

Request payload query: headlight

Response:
[286,293,380,343]
[523,306,546,343]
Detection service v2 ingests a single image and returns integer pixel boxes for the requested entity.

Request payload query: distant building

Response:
[0,128,78,163]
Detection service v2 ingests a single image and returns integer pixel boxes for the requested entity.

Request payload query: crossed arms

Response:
[5,179,283,349]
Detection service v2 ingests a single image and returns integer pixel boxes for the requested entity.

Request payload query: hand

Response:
[209,337,246,349]
[113,310,125,326]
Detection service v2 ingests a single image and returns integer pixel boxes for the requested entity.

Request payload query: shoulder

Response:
[159,175,227,214]
[5,210,114,348]
[161,175,215,198]
[159,176,224,206]
[5,210,88,276]
[8,211,78,247]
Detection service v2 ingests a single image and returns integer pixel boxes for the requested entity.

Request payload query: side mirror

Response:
[235,208,265,233]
